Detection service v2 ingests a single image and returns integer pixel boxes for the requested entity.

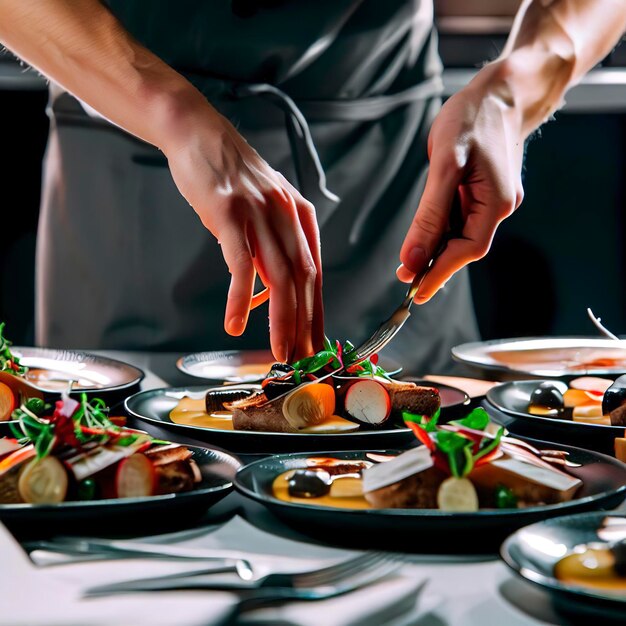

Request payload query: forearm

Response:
[0,0,209,153]
[470,0,626,137]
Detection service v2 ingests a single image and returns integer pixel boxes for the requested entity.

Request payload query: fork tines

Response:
[293,552,397,588]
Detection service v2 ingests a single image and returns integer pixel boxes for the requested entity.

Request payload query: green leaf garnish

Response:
[457,407,490,431]
[0,322,27,376]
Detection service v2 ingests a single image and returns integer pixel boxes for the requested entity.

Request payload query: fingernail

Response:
[278,342,290,363]
[226,316,245,335]
[407,246,427,271]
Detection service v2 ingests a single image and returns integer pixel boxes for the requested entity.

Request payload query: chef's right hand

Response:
[165,107,323,363]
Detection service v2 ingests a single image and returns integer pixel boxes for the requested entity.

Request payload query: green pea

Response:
[77,478,97,501]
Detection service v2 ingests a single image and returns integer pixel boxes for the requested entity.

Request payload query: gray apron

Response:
[36,0,479,374]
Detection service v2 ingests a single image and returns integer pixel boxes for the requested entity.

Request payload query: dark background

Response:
[1,17,626,347]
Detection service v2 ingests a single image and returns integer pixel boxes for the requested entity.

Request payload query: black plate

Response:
[487,380,624,437]
[0,445,239,534]
[234,444,626,552]
[501,512,626,620]
[124,381,469,453]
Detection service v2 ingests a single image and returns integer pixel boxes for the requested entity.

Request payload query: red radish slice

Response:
[0,382,15,422]
[344,380,391,426]
[116,453,156,498]
[569,377,613,393]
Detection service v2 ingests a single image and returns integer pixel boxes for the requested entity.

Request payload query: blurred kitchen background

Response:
[1,0,625,346]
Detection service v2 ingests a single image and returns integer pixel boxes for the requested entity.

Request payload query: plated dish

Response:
[234,412,626,548]
[125,378,468,452]
[487,379,626,448]
[501,512,626,618]
[0,392,239,526]
[0,323,143,427]
[452,337,626,378]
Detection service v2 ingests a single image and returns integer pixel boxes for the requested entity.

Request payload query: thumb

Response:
[400,152,462,275]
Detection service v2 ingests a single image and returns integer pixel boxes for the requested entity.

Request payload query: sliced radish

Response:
[436,476,479,512]
[569,377,613,393]
[344,380,391,426]
[18,456,68,504]
[282,383,335,430]
[116,453,156,498]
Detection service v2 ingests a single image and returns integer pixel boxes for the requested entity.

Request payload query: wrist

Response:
[469,48,575,139]
[145,80,221,157]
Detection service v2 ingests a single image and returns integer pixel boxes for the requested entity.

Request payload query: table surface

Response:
[13,349,626,625]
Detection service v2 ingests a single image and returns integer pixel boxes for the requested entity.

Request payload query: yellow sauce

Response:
[169,397,234,430]
[169,396,360,433]
[555,548,626,593]
[272,470,371,509]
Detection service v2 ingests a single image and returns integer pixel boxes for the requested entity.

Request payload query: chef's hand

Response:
[397,0,626,301]
[396,67,525,301]
[166,108,323,362]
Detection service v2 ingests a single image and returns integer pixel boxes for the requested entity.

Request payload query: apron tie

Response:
[233,82,340,203]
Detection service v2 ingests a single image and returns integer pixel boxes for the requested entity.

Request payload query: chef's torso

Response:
[37,0,479,373]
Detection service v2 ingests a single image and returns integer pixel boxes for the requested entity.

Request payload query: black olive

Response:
[267,363,294,378]
[287,469,332,498]
[530,382,565,411]
[611,539,626,576]
[264,379,297,400]
[602,374,626,415]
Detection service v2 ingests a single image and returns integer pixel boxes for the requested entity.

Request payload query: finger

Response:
[414,209,499,303]
[396,263,414,284]
[218,227,256,337]
[276,173,325,353]
[250,215,298,363]
[265,186,317,360]
[400,151,463,275]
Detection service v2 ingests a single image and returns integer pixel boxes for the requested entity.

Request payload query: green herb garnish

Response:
[0,322,27,376]
[495,484,518,509]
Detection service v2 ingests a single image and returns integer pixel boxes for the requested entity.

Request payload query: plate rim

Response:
[500,511,626,605]
[176,349,274,382]
[486,379,624,433]
[452,336,626,376]
[233,445,626,519]
[0,443,240,513]
[12,346,145,393]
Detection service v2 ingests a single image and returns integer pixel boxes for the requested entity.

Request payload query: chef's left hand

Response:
[396,63,525,301]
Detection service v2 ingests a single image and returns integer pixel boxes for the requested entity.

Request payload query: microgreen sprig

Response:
[0,322,27,376]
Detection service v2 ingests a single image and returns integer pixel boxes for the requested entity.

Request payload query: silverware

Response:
[23,537,247,566]
[587,307,622,341]
[83,551,399,598]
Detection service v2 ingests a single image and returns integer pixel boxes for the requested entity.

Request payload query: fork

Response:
[83,550,399,597]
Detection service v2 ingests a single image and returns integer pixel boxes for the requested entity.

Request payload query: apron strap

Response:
[233,76,443,203]
[234,83,340,203]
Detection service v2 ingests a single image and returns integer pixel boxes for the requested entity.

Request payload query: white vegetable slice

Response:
[569,377,613,393]
[436,477,479,512]
[18,456,68,504]
[344,380,391,425]
[299,415,360,433]
[116,453,156,498]
[282,384,335,430]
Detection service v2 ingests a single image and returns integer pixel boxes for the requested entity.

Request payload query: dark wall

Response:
[0,89,48,345]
